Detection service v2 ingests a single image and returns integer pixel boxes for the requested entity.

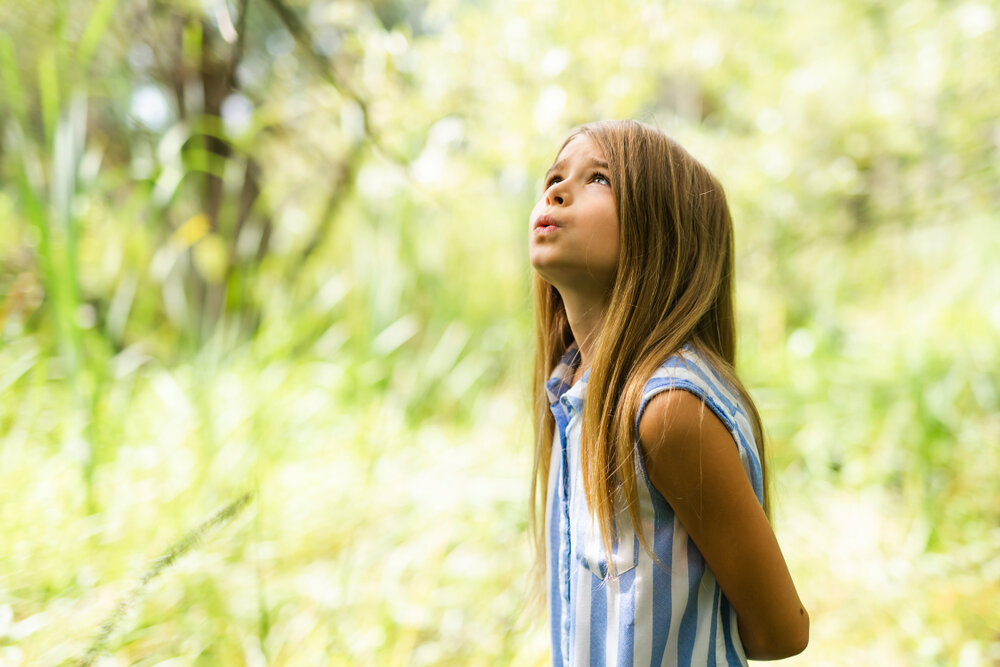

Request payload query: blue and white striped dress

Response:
[544,341,764,667]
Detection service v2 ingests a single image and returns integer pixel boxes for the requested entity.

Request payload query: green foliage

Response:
[0,0,998,664]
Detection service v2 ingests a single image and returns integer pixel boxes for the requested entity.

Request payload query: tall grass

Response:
[78,491,254,666]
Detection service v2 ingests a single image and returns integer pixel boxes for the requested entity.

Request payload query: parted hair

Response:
[528,119,769,592]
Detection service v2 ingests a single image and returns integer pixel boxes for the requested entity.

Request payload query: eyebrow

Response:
[545,156,610,180]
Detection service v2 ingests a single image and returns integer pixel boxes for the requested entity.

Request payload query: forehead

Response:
[547,134,608,174]
[555,134,603,161]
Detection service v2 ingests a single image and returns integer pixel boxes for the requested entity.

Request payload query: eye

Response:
[544,172,610,190]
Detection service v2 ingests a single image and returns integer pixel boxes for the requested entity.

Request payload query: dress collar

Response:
[545,342,590,412]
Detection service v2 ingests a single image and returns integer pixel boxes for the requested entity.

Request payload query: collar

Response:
[545,342,590,413]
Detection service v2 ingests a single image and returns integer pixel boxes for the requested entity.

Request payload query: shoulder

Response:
[637,383,742,501]
[635,344,741,439]
[638,388,712,442]
[635,340,765,506]
[635,345,765,506]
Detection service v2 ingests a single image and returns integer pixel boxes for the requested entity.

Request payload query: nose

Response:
[545,181,569,206]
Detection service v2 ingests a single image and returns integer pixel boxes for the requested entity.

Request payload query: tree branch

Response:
[259,0,409,166]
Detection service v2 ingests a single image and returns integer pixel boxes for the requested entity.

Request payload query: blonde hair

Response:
[528,120,769,592]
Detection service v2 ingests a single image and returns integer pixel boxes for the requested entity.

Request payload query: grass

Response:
[0,343,546,665]
[2,323,999,664]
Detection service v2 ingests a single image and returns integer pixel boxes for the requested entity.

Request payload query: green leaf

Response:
[77,0,120,71]
[37,48,60,146]
[0,33,26,120]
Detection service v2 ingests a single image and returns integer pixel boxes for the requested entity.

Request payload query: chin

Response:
[528,249,550,272]
[528,248,558,272]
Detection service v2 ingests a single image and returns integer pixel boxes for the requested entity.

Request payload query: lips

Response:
[534,214,561,230]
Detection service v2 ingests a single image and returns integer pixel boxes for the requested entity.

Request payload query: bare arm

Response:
[638,390,809,660]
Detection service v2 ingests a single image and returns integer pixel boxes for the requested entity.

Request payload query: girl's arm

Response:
[638,389,809,660]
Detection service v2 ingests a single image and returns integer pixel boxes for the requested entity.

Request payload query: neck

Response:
[559,287,610,381]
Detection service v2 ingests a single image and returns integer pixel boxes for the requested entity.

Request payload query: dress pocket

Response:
[576,513,638,580]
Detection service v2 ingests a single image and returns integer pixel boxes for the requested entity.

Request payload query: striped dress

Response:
[544,341,764,667]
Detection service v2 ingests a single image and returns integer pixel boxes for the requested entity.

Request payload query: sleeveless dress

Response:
[544,342,764,667]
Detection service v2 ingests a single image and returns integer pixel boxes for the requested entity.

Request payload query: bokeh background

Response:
[1,0,998,664]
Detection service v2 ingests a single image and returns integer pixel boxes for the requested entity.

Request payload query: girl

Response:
[528,120,808,665]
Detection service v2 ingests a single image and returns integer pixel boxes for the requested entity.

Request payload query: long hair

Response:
[528,120,769,594]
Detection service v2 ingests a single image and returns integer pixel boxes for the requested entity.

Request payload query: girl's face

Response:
[529,134,620,296]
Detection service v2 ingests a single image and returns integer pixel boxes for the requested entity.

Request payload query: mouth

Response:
[533,214,561,231]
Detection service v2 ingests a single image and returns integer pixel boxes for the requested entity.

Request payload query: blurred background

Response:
[1,0,998,664]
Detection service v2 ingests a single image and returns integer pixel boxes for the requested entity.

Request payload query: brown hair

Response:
[528,120,769,590]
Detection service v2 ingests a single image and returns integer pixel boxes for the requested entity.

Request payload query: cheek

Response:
[606,238,621,268]
[602,215,620,249]
[529,198,545,218]
[604,221,621,266]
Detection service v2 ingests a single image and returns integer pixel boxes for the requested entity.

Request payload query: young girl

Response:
[528,120,808,665]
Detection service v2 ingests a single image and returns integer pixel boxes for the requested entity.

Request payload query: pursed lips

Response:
[534,214,561,229]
